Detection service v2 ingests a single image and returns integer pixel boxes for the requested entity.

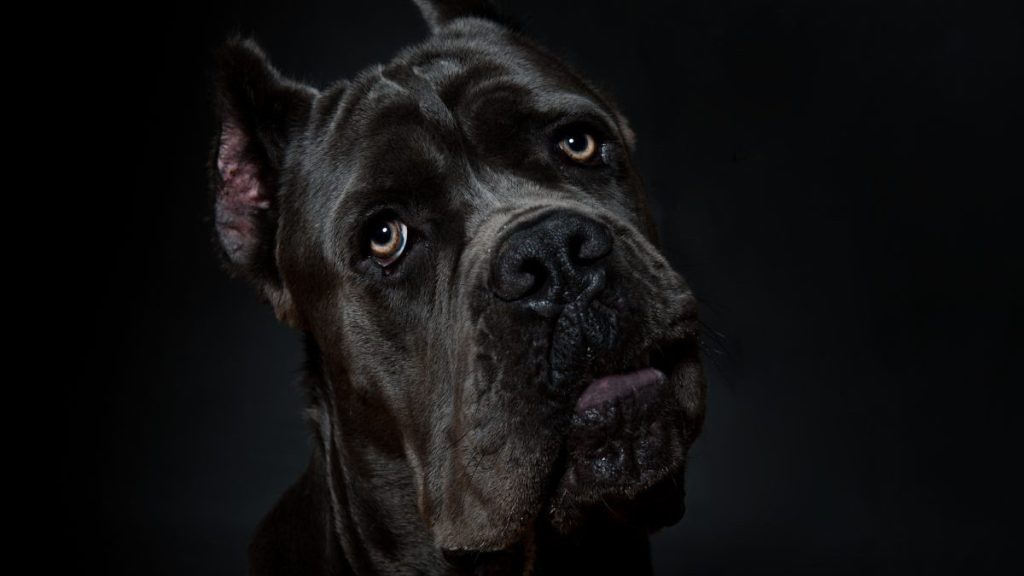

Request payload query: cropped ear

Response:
[412,0,506,33]
[208,37,318,330]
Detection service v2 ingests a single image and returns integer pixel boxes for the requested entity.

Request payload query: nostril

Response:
[494,254,550,302]
[568,233,586,265]
[570,225,613,264]
[518,258,549,298]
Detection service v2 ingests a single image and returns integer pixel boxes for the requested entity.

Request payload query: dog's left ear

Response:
[412,0,505,33]
[208,37,319,330]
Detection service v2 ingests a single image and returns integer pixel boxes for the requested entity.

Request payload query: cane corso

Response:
[207,0,706,573]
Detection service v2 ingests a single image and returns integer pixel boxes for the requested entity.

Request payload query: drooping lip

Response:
[575,367,667,412]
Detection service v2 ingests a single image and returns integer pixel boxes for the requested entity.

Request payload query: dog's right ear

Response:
[208,37,318,330]
[412,0,505,33]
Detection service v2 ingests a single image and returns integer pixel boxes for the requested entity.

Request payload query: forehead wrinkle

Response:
[324,68,385,150]
[534,91,618,125]
[376,64,407,94]
[416,48,615,128]
[376,62,459,136]
[409,63,460,131]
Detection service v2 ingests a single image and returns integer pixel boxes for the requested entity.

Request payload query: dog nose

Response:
[491,210,613,305]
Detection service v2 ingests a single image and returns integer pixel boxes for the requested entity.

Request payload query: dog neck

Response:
[251,336,656,575]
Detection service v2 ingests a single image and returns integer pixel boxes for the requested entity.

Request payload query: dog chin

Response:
[544,338,701,535]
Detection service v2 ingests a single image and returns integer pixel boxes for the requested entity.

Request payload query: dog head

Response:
[209,0,706,555]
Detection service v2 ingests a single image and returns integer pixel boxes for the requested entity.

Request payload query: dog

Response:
[208,1,706,573]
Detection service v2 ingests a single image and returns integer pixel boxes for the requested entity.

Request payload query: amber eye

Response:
[557,131,598,162]
[369,219,408,267]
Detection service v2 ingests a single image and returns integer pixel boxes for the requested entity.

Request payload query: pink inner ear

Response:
[216,122,271,259]
[217,122,271,210]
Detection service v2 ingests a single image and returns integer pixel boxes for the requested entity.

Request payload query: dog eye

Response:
[557,130,598,163]
[369,219,408,267]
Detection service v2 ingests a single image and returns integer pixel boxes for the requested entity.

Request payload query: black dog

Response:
[208,1,706,573]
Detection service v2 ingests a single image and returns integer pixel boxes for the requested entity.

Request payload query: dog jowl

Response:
[208,1,706,573]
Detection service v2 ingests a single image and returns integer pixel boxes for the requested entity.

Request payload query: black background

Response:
[72,0,1022,573]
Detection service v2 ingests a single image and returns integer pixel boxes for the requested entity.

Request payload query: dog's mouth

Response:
[574,365,665,418]
[545,337,700,534]
[575,360,670,414]
[574,335,690,411]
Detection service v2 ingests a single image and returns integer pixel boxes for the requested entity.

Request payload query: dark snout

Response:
[486,209,631,396]
[475,202,703,414]
[453,202,705,544]
[491,210,614,307]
